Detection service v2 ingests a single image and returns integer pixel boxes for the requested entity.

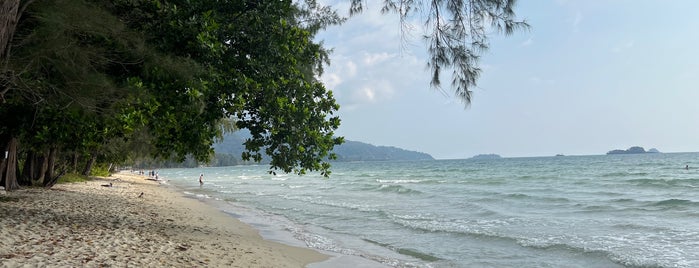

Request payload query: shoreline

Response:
[183,190,394,268]
[162,172,395,268]
[0,172,328,267]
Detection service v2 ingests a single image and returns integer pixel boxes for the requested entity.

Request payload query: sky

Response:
[315,0,699,159]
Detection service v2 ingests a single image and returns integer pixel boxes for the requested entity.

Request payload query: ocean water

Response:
[157,153,699,268]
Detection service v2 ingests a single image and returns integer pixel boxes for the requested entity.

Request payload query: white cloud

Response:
[346,61,357,77]
[521,37,534,47]
[358,86,376,102]
[321,73,342,90]
[363,52,395,66]
[349,80,395,105]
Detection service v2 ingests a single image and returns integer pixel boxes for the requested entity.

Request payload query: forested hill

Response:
[213,132,434,162]
[331,141,434,161]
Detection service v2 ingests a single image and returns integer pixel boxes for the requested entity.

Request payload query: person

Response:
[199,173,204,185]
[686,165,689,170]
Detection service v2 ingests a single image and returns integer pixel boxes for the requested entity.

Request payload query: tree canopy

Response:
[0,0,525,190]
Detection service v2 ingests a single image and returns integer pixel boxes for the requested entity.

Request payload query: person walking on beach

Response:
[199,174,204,185]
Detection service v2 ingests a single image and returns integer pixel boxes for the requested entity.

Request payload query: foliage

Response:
[56,173,90,184]
[1,0,346,186]
[102,0,344,176]
[90,164,111,177]
[0,0,526,185]
[349,0,528,106]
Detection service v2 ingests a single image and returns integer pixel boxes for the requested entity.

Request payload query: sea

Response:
[156,152,699,268]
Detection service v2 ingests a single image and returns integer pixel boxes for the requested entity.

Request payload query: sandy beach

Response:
[0,172,328,267]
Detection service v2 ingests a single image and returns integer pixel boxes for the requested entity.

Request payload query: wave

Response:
[515,239,672,268]
[376,179,425,184]
[278,195,384,214]
[624,178,699,188]
[353,182,423,195]
[286,227,428,267]
[602,172,649,178]
[362,238,442,262]
[377,184,423,195]
[389,216,690,268]
[652,198,698,208]
[496,193,572,204]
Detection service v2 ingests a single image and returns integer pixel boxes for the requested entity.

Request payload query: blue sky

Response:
[316,0,699,159]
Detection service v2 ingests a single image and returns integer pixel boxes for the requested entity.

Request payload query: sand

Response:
[0,172,328,267]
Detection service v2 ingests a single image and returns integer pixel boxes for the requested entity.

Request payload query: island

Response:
[329,140,434,162]
[606,146,660,155]
[211,130,435,165]
[470,154,502,160]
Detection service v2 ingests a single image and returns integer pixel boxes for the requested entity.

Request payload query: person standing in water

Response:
[199,173,204,185]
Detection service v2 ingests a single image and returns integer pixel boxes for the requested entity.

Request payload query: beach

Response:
[0,172,328,267]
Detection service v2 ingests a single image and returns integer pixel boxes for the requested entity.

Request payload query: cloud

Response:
[350,80,395,104]
[346,61,357,76]
[321,73,342,90]
[363,52,395,65]
[320,58,356,90]
[521,37,533,47]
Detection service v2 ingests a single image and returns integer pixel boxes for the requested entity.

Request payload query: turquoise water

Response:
[157,153,699,267]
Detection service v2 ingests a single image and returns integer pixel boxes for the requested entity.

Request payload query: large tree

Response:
[1,0,346,187]
[0,0,35,102]
[0,0,526,188]
[1,0,147,188]
[103,0,344,176]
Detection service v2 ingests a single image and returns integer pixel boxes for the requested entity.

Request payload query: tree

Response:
[104,0,344,176]
[349,0,528,106]
[0,0,151,187]
[0,0,526,187]
[0,0,35,102]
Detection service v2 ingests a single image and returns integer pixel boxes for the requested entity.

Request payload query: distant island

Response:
[606,146,660,155]
[211,131,434,165]
[330,140,434,162]
[470,154,502,160]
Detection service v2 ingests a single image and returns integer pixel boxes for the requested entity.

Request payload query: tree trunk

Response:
[0,144,5,187]
[2,137,20,191]
[0,0,20,61]
[1,0,36,102]
[19,150,34,185]
[31,150,49,186]
[44,147,56,181]
[72,151,78,173]
[0,0,21,102]
[82,151,97,176]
